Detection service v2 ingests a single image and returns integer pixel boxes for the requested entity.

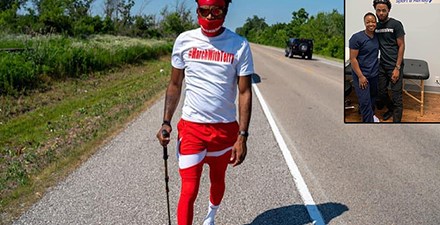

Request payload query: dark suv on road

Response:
[285,38,313,60]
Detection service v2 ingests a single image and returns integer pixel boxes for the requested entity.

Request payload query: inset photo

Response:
[344,0,440,123]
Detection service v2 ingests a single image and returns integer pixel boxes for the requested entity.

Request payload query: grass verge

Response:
[0,56,171,224]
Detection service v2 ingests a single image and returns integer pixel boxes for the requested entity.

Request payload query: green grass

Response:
[0,57,171,224]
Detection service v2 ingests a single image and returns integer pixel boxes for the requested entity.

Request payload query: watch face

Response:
[239,131,249,137]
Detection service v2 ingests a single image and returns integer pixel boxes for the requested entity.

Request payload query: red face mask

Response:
[198,17,225,37]
[197,0,227,37]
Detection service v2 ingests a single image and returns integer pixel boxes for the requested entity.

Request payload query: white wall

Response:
[345,0,440,90]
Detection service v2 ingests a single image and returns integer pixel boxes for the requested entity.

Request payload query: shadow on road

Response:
[286,56,318,61]
[244,202,348,225]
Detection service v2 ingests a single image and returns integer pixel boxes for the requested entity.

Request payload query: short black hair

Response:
[373,0,392,10]
[364,12,376,20]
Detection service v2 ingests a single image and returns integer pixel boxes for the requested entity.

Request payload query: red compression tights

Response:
[177,151,231,225]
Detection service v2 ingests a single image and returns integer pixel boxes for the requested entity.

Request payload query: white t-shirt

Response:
[172,28,254,123]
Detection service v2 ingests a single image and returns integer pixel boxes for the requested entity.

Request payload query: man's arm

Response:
[237,75,252,133]
[392,36,405,83]
[231,75,252,167]
[396,36,405,69]
[157,67,184,146]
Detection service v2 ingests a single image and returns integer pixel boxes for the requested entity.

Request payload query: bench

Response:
[344,58,430,116]
[401,59,430,116]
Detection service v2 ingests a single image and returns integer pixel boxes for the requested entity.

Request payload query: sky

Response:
[91,0,344,32]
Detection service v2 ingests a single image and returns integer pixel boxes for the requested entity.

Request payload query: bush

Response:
[0,52,36,95]
[0,35,172,95]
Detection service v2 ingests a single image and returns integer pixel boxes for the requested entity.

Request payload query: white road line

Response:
[315,57,344,68]
[252,83,326,225]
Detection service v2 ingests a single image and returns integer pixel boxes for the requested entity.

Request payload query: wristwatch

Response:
[238,130,249,137]
[395,65,401,70]
[162,120,171,127]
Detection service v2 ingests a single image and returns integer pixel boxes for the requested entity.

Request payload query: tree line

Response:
[236,8,344,59]
[1,2,343,58]
[0,0,198,38]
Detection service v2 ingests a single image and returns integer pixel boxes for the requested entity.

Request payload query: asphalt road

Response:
[251,44,440,225]
[13,44,440,225]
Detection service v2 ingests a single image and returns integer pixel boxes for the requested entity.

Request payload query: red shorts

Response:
[176,119,239,169]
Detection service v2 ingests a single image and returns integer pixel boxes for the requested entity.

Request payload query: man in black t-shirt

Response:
[373,0,405,122]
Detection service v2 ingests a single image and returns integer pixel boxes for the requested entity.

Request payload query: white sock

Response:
[203,202,219,225]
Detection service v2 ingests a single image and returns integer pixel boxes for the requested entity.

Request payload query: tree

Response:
[291,8,309,27]
[117,0,134,26]
[236,9,344,59]
[159,1,197,38]
[0,0,26,11]
[299,10,344,58]
[290,8,309,37]
[104,0,118,20]
[132,14,160,38]
[102,0,135,35]
[235,15,268,42]
[65,0,94,21]
[102,0,136,35]
[101,15,115,34]
[0,0,28,32]
[36,0,72,34]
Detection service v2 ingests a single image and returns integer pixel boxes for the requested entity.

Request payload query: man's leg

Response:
[178,163,203,225]
[376,66,388,110]
[377,66,393,120]
[370,75,379,122]
[202,152,231,225]
[391,66,404,122]
[176,119,207,225]
[206,151,232,205]
[202,122,238,224]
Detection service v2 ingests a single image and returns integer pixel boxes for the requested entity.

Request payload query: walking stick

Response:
[162,129,172,225]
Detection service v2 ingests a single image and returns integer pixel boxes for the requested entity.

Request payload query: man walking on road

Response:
[156,0,254,224]
[373,0,405,122]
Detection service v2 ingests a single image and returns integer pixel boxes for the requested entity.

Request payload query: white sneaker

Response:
[373,115,380,123]
[202,218,215,225]
[202,202,218,225]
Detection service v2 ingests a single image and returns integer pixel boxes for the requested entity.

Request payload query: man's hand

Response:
[230,136,247,167]
[391,68,400,83]
[157,125,172,146]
